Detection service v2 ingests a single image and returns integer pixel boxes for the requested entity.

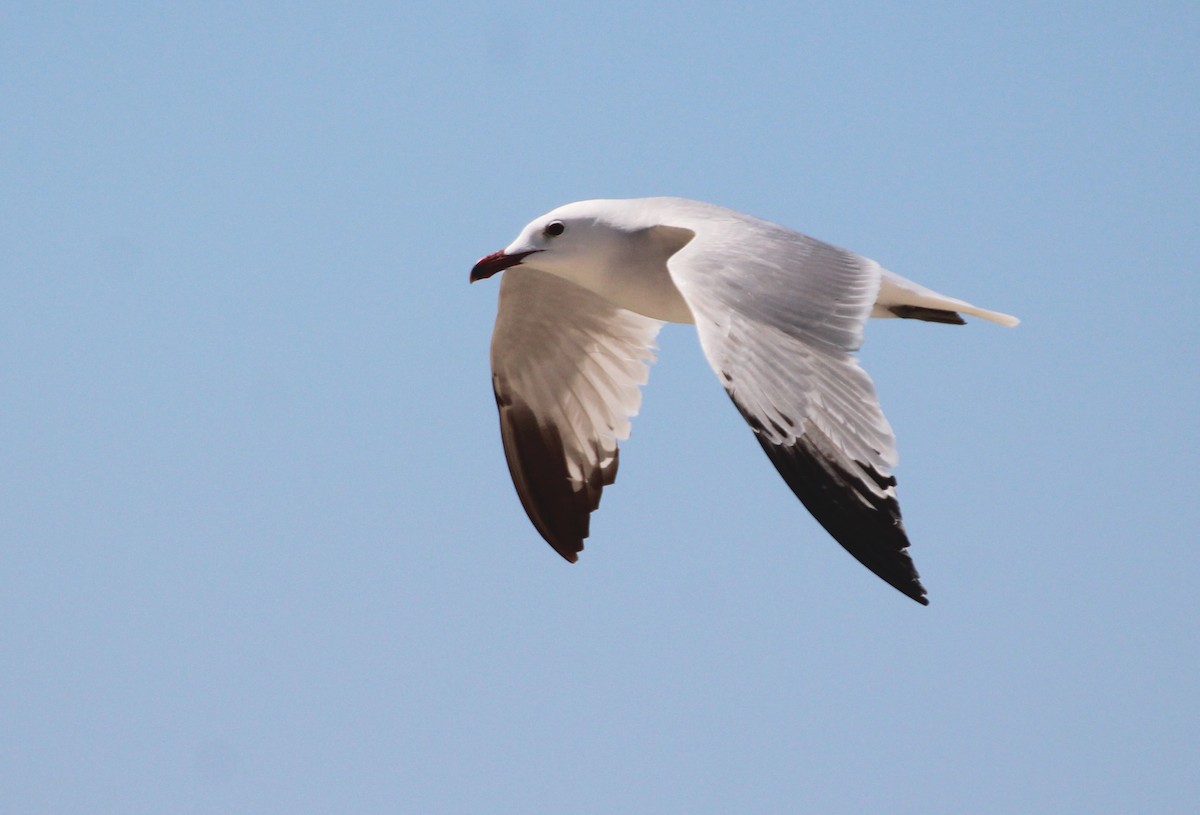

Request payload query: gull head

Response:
[470,201,641,284]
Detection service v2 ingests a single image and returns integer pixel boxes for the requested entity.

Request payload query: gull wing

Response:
[664,222,928,604]
[489,267,662,562]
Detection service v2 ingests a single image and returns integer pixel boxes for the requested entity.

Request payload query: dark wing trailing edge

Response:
[488,268,662,561]
[731,397,928,604]
[493,385,617,562]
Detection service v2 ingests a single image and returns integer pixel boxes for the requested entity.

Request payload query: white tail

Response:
[873,269,1019,327]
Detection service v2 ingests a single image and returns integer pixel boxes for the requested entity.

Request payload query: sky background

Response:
[3,2,1198,813]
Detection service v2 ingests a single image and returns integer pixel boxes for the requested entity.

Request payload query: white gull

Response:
[471,197,1018,605]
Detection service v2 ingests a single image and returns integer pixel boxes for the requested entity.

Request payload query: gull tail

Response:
[872,269,1019,327]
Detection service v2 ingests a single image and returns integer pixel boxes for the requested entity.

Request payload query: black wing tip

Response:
[550,540,583,563]
[887,305,967,325]
[860,545,929,606]
[494,385,612,565]
[731,403,930,604]
[900,576,930,605]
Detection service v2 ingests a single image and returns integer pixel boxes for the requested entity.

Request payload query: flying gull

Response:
[470,197,1017,604]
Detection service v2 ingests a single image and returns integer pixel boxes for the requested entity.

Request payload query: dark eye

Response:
[543,220,565,237]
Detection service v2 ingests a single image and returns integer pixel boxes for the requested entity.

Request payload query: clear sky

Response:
[3,2,1198,813]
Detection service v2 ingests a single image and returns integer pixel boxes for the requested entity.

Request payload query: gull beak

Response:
[469,249,540,283]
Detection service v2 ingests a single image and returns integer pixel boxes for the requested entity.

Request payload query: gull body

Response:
[471,197,1017,605]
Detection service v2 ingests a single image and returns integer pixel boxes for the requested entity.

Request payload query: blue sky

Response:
[2,2,1198,812]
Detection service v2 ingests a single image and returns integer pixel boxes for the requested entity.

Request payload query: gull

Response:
[470,197,1017,604]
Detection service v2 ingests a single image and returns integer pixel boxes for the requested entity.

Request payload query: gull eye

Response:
[543,220,565,237]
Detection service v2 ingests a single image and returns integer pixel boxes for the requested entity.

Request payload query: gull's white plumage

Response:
[472,197,1018,605]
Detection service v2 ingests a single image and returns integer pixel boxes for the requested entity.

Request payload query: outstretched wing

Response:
[666,223,928,604]
[489,267,662,562]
